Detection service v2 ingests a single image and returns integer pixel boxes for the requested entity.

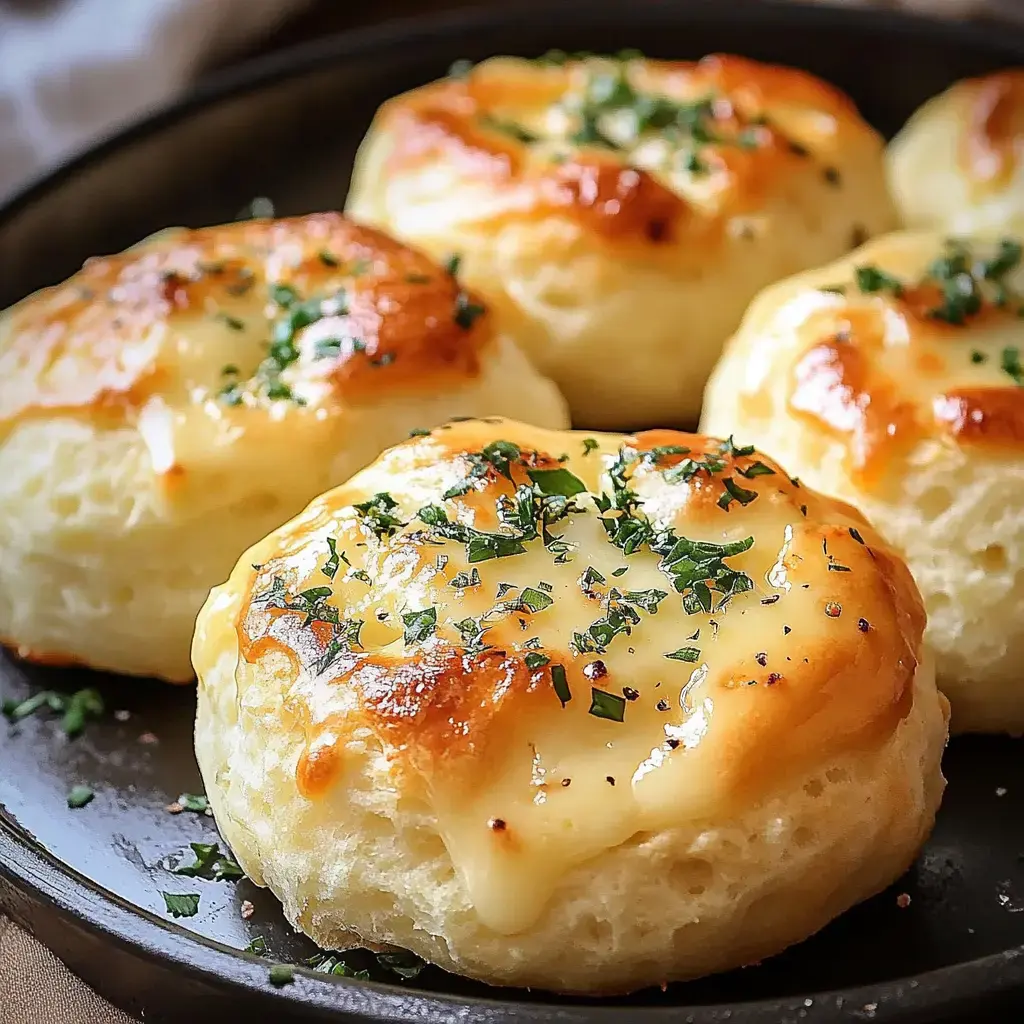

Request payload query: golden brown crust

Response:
[774,238,1024,477]
[933,388,1024,445]
[376,54,878,250]
[0,213,493,427]
[227,421,925,809]
[962,70,1024,187]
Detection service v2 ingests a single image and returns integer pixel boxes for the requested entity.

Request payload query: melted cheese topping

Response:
[194,419,924,935]
[374,53,880,250]
[0,213,493,496]
[772,233,1024,481]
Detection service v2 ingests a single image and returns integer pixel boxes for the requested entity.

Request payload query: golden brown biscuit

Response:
[702,229,1024,731]
[888,70,1024,233]
[347,52,896,428]
[193,418,946,993]
[0,214,568,681]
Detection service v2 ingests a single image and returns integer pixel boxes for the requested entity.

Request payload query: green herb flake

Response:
[177,793,210,814]
[450,568,482,589]
[665,647,701,662]
[855,265,904,297]
[215,311,245,331]
[454,291,486,329]
[717,476,759,511]
[246,936,269,956]
[403,607,438,645]
[268,964,295,987]
[519,587,554,613]
[161,892,200,919]
[318,250,339,267]
[527,467,587,496]
[353,492,405,540]
[67,785,94,809]
[588,687,626,722]
[737,461,775,479]
[322,537,342,580]
[971,350,988,364]
[1001,346,1024,386]
[551,665,572,706]
[376,951,426,980]
[525,652,551,670]
[173,842,244,882]
[2,690,64,722]
[582,438,599,456]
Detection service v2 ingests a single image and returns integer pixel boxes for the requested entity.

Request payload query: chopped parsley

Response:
[594,445,755,610]
[450,568,482,589]
[215,311,245,331]
[527,467,587,496]
[737,461,775,478]
[572,587,664,654]
[454,291,486,329]
[177,793,209,814]
[162,892,200,918]
[318,250,339,267]
[455,616,491,654]
[402,607,437,645]
[322,537,343,580]
[218,282,350,404]
[1001,346,1024,385]
[268,964,295,987]
[353,492,405,539]
[551,664,572,706]
[173,842,244,882]
[582,438,599,456]
[525,652,551,670]
[2,687,104,737]
[246,936,269,956]
[588,687,626,723]
[519,587,554,613]
[717,476,759,510]
[852,237,1023,326]
[666,646,700,662]
[67,785,94,809]
[562,55,804,165]
[855,265,904,297]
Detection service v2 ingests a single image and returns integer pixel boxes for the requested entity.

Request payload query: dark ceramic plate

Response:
[2,2,1024,1022]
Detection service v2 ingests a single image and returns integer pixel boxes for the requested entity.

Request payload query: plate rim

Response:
[6,807,1024,1023]
[3,0,1024,1019]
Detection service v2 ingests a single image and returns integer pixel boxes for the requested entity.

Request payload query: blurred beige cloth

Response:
[0,918,132,1024]
[1,0,1022,1021]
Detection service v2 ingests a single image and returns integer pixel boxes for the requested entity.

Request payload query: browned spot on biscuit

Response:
[376,53,877,251]
[962,70,1024,186]
[0,212,494,427]
[934,388,1024,446]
